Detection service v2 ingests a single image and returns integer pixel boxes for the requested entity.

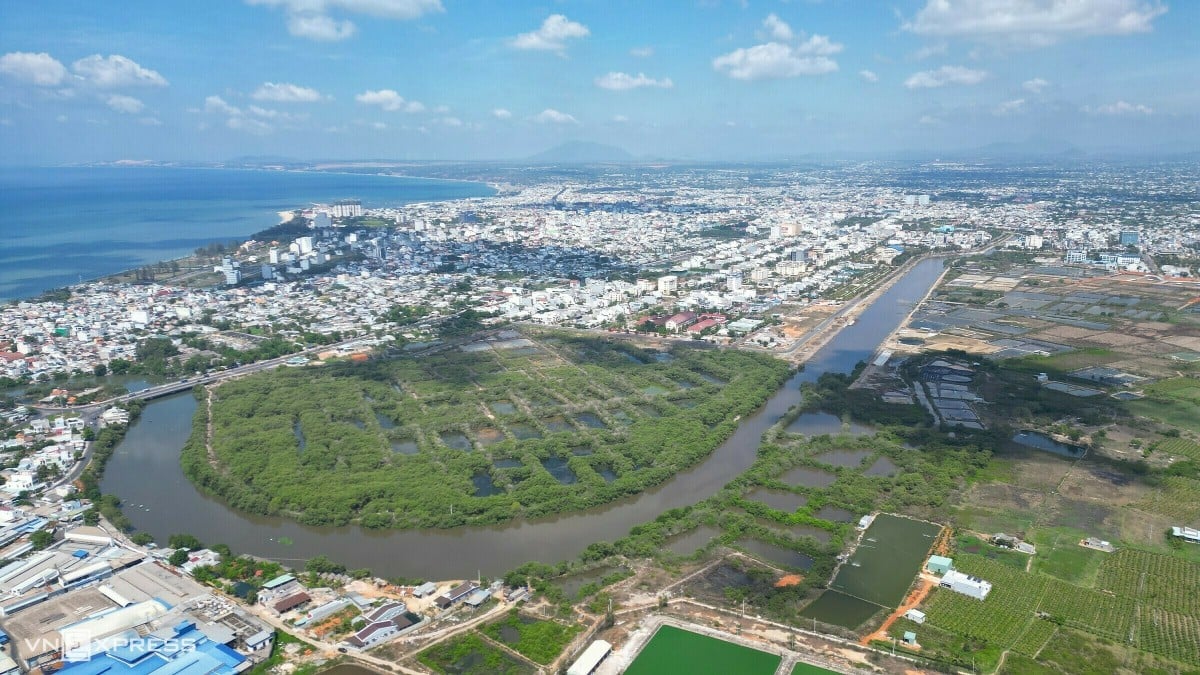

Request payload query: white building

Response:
[657,275,678,295]
[940,569,991,600]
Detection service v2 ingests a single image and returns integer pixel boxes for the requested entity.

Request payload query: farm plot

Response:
[923,555,1045,647]
[1037,579,1132,642]
[1137,605,1200,667]
[1097,549,1200,617]
[1132,477,1200,522]
[1010,619,1057,657]
[1155,437,1200,461]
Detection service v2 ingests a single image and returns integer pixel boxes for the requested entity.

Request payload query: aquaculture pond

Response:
[472,472,501,497]
[439,431,472,451]
[665,525,722,556]
[573,412,606,429]
[736,538,814,570]
[786,412,874,436]
[1012,430,1086,458]
[490,401,517,415]
[541,457,577,485]
[815,506,856,523]
[390,439,418,454]
[863,457,899,477]
[746,488,808,513]
[813,449,872,468]
[780,466,837,489]
[508,423,542,440]
[625,626,781,675]
[801,514,941,629]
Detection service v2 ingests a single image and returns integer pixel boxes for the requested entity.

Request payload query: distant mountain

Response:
[527,141,634,163]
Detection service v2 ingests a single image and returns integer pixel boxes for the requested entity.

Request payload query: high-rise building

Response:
[332,200,363,218]
[917,194,930,207]
[220,257,240,285]
[657,275,678,295]
[1119,230,1140,246]
[313,211,332,229]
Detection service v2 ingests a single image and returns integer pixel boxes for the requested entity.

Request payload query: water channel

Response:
[101,258,945,578]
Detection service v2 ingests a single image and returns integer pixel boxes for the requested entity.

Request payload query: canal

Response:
[101,258,946,578]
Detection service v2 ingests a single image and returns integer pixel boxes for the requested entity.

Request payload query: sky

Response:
[0,0,1196,163]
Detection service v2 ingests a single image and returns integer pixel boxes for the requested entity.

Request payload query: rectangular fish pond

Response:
[800,514,941,629]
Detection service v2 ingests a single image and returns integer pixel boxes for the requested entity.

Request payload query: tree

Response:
[131,532,155,546]
[30,529,54,550]
[82,508,100,525]
[168,533,203,551]
[168,549,190,567]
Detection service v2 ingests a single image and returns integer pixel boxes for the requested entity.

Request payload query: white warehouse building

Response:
[939,569,992,600]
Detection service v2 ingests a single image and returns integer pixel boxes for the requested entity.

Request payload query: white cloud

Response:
[1023,77,1050,93]
[71,54,167,87]
[252,82,323,102]
[138,117,162,126]
[794,34,843,56]
[713,42,838,80]
[859,69,879,82]
[1086,100,1153,115]
[287,13,356,40]
[919,114,941,124]
[534,108,578,124]
[629,46,654,58]
[902,0,1167,46]
[612,114,629,123]
[248,0,444,41]
[912,43,948,60]
[594,72,673,91]
[204,95,241,116]
[371,121,388,130]
[105,94,145,114]
[761,14,794,41]
[511,14,589,53]
[439,116,462,127]
[354,89,423,112]
[433,104,450,113]
[904,65,988,89]
[0,52,67,86]
[0,118,13,126]
[492,108,512,119]
[226,116,272,134]
[994,98,1026,115]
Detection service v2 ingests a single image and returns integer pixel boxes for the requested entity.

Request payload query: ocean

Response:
[0,166,495,301]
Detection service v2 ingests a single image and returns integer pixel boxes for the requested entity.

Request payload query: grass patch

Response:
[479,609,581,665]
[418,632,534,675]
[1028,528,1106,586]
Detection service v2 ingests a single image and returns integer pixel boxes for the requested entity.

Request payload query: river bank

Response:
[98,259,946,578]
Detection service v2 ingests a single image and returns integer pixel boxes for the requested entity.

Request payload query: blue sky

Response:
[0,0,1195,163]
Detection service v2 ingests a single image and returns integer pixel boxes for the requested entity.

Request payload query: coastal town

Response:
[3,165,1195,384]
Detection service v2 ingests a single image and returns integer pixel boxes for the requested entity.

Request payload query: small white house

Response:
[940,569,992,600]
[904,609,927,624]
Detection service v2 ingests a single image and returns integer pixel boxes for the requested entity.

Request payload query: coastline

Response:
[2,165,498,303]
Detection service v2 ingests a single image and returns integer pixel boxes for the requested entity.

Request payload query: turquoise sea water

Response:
[0,166,494,301]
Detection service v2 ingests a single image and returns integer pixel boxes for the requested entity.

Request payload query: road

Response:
[31,334,374,417]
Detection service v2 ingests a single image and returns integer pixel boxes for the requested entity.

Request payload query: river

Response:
[101,258,944,578]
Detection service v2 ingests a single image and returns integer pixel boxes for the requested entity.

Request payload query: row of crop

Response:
[1009,618,1057,657]
[1097,549,1200,617]
[923,555,1045,646]
[1038,579,1132,642]
[1135,605,1200,667]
